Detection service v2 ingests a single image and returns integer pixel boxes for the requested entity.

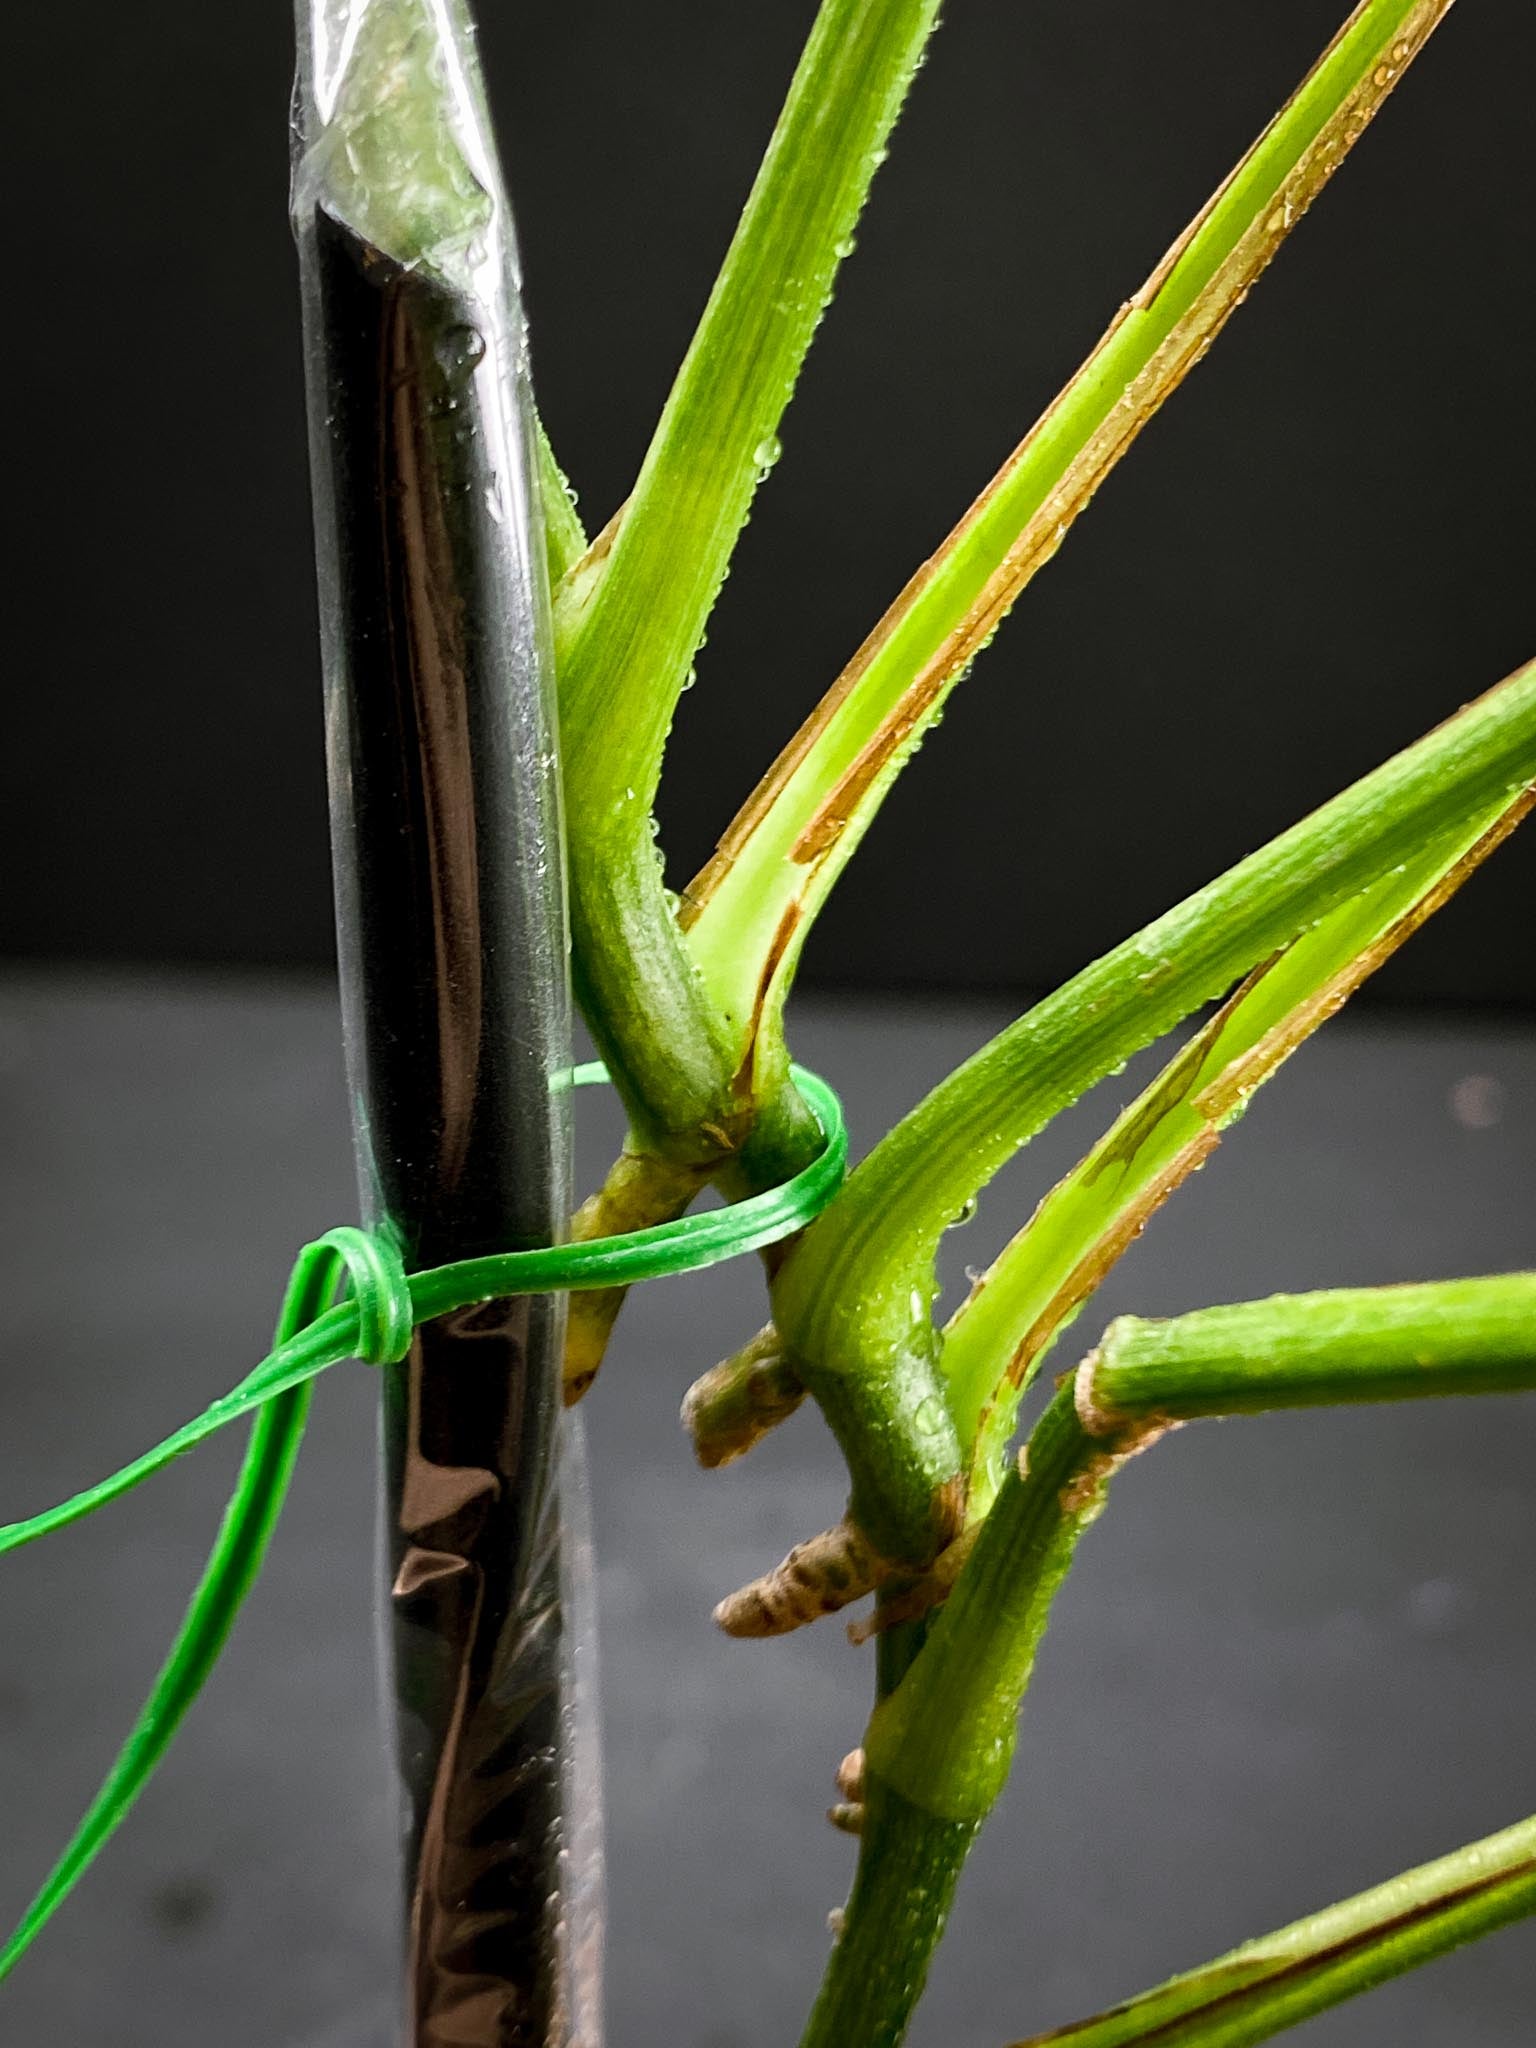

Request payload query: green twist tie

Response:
[0,1062,846,1979]
[0,1061,845,1559]
[293,1226,415,1366]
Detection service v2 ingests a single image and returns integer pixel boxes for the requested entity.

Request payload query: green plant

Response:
[4,1,1533,2042]
[548,2,1536,2039]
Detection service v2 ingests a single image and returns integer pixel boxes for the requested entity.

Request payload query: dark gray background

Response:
[1,0,1533,1000]
[1,979,1533,2045]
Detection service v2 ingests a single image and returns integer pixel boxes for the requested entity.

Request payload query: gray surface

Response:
[0,973,1533,2047]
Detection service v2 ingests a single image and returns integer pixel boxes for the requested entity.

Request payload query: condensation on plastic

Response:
[559,1413,605,2048]
[290,4,597,2043]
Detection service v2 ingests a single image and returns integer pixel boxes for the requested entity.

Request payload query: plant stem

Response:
[1082,1272,1536,1425]
[797,1271,1536,2046]
[798,1387,1112,2047]
[555,0,944,1160]
[863,1389,1107,1821]
[798,1777,977,2048]
[1006,1814,1536,2048]
[577,0,1457,1406]
[683,0,1456,1095]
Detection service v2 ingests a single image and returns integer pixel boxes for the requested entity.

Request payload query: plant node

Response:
[845,1523,982,1645]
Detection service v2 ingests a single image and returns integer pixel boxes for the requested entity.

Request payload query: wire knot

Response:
[308,1226,415,1365]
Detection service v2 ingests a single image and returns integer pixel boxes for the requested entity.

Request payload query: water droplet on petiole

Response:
[915,1395,947,1439]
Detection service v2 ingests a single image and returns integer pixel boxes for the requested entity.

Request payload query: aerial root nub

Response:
[682,1325,807,1467]
[827,1747,867,1831]
[713,1518,893,1637]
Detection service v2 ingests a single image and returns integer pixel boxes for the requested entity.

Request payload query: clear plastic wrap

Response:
[290,4,595,2041]
[559,1411,606,2048]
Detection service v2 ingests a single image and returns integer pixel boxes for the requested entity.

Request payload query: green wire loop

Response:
[0,1062,846,1981]
[415,1060,848,1297]
[303,1226,414,1366]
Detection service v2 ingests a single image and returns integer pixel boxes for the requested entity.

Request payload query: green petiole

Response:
[684,0,1455,1116]
[1083,1271,1536,1425]
[763,656,1536,1575]
[554,0,945,1163]
[1007,1813,1536,2048]
[946,785,1535,1513]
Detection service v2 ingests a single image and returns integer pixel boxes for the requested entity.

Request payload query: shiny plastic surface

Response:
[291,3,586,2041]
